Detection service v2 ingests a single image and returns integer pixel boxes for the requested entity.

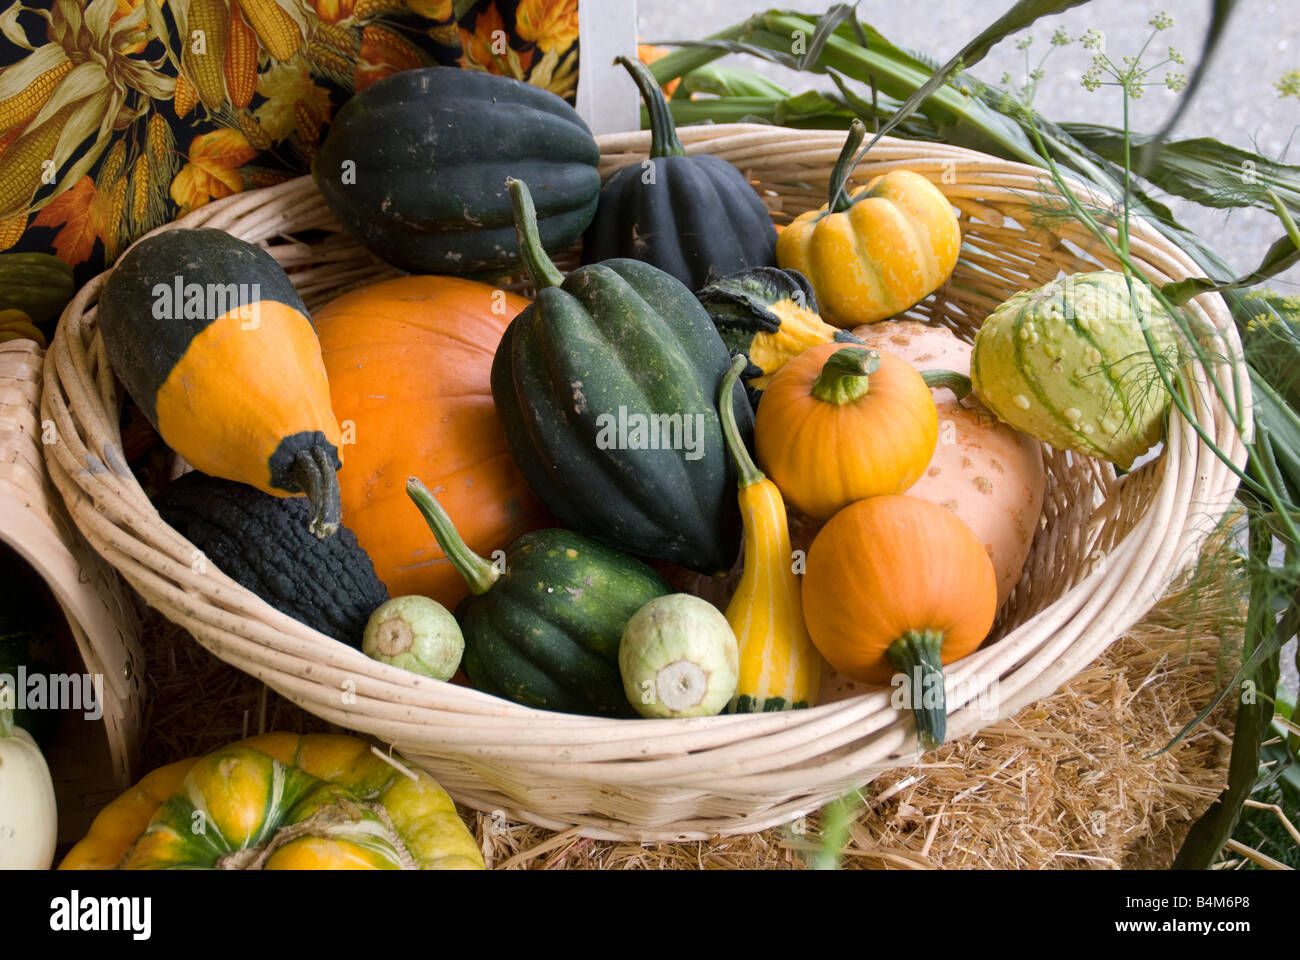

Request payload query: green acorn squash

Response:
[493,179,752,575]
[581,57,777,291]
[155,472,388,646]
[407,479,668,717]
[313,67,600,276]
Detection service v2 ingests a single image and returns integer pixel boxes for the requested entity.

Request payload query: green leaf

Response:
[655,35,803,72]
[1163,190,1300,303]
[1062,124,1300,217]
[679,64,792,99]
[1163,236,1300,304]
[452,0,479,20]
[854,0,1092,154]
[797,3,862,71]
[1173,518,1285,869]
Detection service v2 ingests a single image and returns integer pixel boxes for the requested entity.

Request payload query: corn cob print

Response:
[0,0,582,278]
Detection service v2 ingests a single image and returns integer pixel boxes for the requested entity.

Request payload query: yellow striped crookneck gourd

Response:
[98,228,344,537]
[59,733,484,870]
[718,355,819,711]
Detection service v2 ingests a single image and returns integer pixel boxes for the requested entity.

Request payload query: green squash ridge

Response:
[1008,300,1116,461]
[557,265,724,538]
[512,291,679,540]
[482,590,618,709]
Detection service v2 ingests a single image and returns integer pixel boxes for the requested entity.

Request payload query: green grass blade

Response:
[851,0,1091,154]
[1173,515,1285,869]
[679,64,792,99]
[797,3,862,71]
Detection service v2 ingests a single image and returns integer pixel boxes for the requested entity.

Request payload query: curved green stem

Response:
[290,448,341,539]
[719,355,763,487]
[506,178,565,291]
[921,369,973,401]
[888,629,947,750]
[811,347,879,405]
[615,56,685,158]
[406,477,500,596]
[828,119,867,214]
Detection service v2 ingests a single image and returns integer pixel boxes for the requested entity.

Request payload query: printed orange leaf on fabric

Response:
[515,0,578,55]
[31,176,99,266]
[356,25,424,91]
[170,130,257,212]
[407,0,454,18]
[313,0,356,24]
[459,4,532,78]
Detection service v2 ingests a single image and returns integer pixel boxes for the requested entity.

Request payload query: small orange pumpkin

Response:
[316,276,547,607]
[802,495,997,748]
[755,343,937,520]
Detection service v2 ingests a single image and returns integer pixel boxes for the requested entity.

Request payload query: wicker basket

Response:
[0,338,145,839]
[41,124,1248,841]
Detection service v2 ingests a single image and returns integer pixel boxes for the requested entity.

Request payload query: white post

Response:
[576,0,640,135]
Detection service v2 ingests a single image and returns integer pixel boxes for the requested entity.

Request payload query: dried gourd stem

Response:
[406,477,500,595]
[920,369,973,402]
[720,355,764,488]
[827,119,867,215]
[217,799,418,870]
[811,347,879,405]
[289,446,341,539]
[888,629,948,750]
[506,178,564,290]
[614,55,686,159]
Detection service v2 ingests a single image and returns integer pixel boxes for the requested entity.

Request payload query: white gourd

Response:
[0,712,58,870]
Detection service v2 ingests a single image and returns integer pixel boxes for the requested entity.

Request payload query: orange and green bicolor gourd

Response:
[99,229,343,537]
[59,733,483,870]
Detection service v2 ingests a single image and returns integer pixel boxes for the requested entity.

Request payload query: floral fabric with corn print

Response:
[0,0,580,307]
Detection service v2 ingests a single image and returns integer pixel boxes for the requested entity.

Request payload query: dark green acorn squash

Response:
[155,472,388,646]
[580,57,776,291]
[407,479,667,717]
[697,266,864,406]
[493,180,752,576]
[312,67,600,276]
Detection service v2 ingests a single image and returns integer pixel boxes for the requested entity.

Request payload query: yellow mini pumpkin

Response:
[776,120,960,327]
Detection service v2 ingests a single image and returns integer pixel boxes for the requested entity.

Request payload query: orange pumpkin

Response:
[755,343,937,520]
[316,276,546,607]
[802,495,997,748]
